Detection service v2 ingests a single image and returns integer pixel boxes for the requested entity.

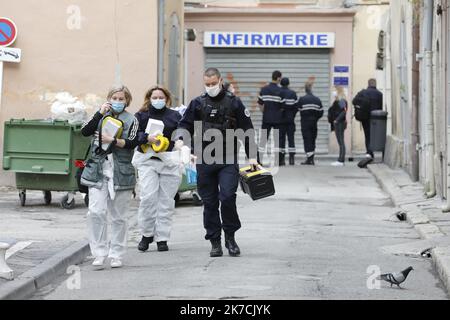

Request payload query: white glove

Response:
[174,139,184,151]
[249,158,260,171]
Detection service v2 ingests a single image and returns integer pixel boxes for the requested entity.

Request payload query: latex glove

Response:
[99,102,111,115]
[95,131,114,144]
[174,139,184,151]
[147,135,159,144]
[249,158,259,171]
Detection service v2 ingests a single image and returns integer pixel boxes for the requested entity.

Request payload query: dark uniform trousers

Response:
[260,123,283,153]
[301,117,318,154]
[280,123,296,154]
[196,163,241,240]
[362,119,373,158]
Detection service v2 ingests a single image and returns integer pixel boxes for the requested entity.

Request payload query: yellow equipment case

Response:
[239,165,275,201]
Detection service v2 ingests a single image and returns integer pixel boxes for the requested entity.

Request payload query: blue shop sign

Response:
[334,77,349,86]
[204,32,335,48]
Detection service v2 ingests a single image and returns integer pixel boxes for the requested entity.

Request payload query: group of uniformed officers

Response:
[257,70,324,167]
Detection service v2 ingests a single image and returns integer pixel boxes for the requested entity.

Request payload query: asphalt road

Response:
[26,162,449,300]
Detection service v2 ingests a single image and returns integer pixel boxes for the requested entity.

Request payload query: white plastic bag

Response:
[173,105,187,117]
[50,92,88,124]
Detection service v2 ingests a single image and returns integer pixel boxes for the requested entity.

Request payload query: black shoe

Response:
[157,241,169,252]
[138,236,153,252]
[279,153,286,167]
[224,233,240,257]
[210,239,223,257]
[301,155,315,165]
[289,154,295,165]
[358,158,373,169]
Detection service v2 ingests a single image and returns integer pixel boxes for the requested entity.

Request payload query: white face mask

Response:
[332,91,338,99]
[151,98,166,110]
[205,83,222,98]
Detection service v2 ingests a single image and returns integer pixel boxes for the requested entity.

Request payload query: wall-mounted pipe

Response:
[411,2,420,182]
[158,0,165,85]
[424,0,436,198]
[443,0,450,212]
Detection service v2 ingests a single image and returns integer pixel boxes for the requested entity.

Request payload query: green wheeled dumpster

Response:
[2,119,91,209]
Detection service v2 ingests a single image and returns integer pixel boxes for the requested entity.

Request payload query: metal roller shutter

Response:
[205,48,331,154]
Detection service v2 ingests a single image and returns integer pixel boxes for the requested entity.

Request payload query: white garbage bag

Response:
[173,104,187,117]
[50,92,88,124]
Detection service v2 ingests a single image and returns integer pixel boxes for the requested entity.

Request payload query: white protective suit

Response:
[132,148,183,242]
[87,155,132,259]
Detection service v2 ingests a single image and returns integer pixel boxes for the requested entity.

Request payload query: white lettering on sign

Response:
[204,32,335,48]
[0,47,21,63]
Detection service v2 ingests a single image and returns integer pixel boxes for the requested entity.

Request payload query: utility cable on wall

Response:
[114,0,122,86]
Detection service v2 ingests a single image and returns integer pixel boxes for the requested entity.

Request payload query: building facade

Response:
[185,0,389,156]
[383,0,450,205]
[0,0,184,186]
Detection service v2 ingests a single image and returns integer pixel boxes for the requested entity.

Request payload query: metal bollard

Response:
[0,242,14,280]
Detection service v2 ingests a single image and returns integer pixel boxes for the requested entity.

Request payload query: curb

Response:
[432,246,450,295]
[0,240,90,300]
[367,163,450,296]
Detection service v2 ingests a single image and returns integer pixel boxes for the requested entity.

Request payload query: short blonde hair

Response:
[335,86,346,100]
[107,85,133,107]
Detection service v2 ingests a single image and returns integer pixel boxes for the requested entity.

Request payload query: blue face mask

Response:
[151,99,166,110]
[111,102,126,114]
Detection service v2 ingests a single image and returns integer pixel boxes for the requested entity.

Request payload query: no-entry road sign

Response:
[0,17,18,47]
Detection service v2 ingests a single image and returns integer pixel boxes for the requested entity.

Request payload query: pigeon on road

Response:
[378,266,414,288]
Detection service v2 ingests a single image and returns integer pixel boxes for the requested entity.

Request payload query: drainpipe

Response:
[411,3,420,182]
[158,0,165,85]
[424,0,436,198]
[443,1,450,212]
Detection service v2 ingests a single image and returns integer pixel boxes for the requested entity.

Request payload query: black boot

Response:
[225,233,240,257]
[289,153,295,166]
[301,155,315,165]
[210,239,223,257]
[157,241,169,252]
[279,153,286,167]
[138,236,154,252]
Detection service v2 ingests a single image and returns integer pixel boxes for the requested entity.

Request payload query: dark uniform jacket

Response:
[176,90,256,162]
[280,87,298,124]
[258,82,284,125]
[135,106,182,153]
[298,93,324,121]
[361,86,383,112]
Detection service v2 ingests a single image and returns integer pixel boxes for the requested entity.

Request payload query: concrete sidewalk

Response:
[0,188,91,299]
[367,163,450,295]
[0,186,201,300]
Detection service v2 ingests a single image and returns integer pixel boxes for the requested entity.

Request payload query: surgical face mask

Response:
[332,91,338,99]
[111,102,126,114]
[205,83,222,98]
[151,98,166,110]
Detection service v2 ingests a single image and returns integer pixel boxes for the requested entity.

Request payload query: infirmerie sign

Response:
[204,32,335,48]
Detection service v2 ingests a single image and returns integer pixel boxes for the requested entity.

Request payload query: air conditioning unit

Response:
[376,52,384,70]
[185,29,197,42]
[378,30,385,52]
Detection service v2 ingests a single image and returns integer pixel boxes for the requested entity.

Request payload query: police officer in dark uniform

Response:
[279,77,298,165]
[298,82,324,165]
[257,70,285,166]
[358,78,383,159]
[175,68,259,258]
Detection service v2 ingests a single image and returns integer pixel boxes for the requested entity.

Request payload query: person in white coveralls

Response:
[81,85,139,269]
[133,86,183,253]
